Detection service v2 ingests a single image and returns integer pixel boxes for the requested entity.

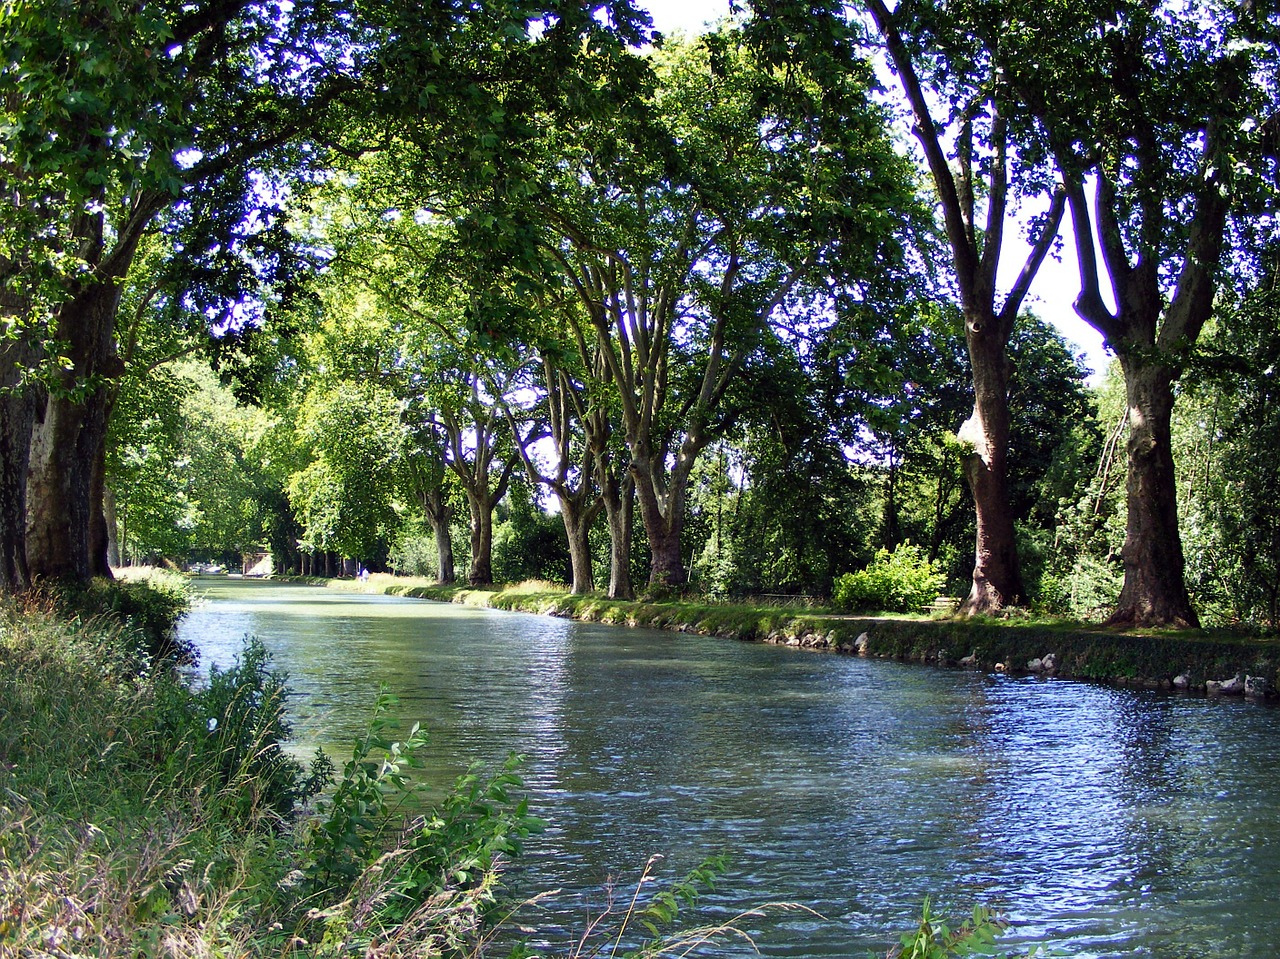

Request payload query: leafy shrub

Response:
[1035,553,1122,622]
[155,638,328,825]
[833,543,944,614]
[52,569,193,661]
[890,901,1045,958]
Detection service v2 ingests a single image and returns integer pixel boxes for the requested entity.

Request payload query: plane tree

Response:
[978,0,1280,626]
[530,30,914,588]
[859,0,1067,614]
[0,0,654,591]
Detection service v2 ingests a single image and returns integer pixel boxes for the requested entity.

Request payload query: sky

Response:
[636,0,1114,382]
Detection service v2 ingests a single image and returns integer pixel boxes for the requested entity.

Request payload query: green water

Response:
[181,578,1280,957]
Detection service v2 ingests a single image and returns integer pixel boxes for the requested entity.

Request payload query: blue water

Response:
[181,579,1280,957]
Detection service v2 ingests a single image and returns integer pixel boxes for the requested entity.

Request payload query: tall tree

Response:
[864,0,1066,614]
[535,30,913,587]
[985,0,1279,626]
[0,0,654,590]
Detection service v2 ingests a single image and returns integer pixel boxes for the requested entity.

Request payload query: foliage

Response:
[49,567,192,661]
[302,688,544,938]
[493,485,571,586]
[1178,265,1280,630]
[390,522,441,579]
[887,901,1044,958]
[158,639,328,825]
[834,544,946,614]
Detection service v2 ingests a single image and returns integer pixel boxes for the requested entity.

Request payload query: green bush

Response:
[833,543,944,614]
[154,638,329,825]
[889,901,1045,958]
[52,569,193,661]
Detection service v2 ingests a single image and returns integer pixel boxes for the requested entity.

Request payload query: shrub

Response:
[51,568,193,661]
[833,543,945,614]
[154,638,329,825]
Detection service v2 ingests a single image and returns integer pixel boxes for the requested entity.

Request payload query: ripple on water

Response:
[180,580,1280,958]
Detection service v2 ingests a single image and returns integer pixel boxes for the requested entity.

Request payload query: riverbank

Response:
[318,575,1280,699]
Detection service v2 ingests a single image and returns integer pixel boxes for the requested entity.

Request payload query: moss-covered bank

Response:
[331,576,1280,699]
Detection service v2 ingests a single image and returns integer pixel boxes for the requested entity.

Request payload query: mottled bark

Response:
[26,280,124,582]
[466,492,494,587]
[957,323,1025,613]
[633,449,691,589]
[0,374,37,591]
[1109,358,1198,628]
[420,487,456,585]
[600,465,634,600]
[558,494,600,595]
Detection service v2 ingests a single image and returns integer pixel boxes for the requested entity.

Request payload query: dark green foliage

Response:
[1180,263,1280,629]
[155,639,326,825]
[493,484,571,585]
[50,571,192,662]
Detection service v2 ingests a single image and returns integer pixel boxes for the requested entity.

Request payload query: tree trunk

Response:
[1109,358,1199,628]
[633,461,686,589]
[87,436,113,578]
[601,468,635,600]
[103,485,121,569]
[467,494,494,586]
[26,280,126,583]
[556,493,600,595]
[421,488,456,584]
[0,372,37,592]
[957,326,1024,614]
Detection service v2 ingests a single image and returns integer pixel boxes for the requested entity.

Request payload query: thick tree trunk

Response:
[421,489,455,585]
[957,327,1024,614]
[0,369,38,591]
[601,468,634,600]
[26,280,126,583]
[88,437,113,578]
[556,493,601,595]
[1109,358,1199,628]
[560,502,594,595]
[633,461,686,589]
[467,494,494,587]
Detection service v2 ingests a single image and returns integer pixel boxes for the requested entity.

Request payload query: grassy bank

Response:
[0,577,558,958]
[334,574,1280,698]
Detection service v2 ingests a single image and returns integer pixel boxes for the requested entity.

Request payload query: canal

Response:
[179,578,1280,958]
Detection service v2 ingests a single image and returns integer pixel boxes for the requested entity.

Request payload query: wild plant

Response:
[884,900,1046,958]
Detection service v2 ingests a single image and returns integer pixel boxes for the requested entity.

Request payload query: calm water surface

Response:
[179,578,1280,958]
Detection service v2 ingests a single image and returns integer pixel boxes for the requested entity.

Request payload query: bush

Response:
[51,568,193,661]
[833,543,944,614]
[154,638,329,825]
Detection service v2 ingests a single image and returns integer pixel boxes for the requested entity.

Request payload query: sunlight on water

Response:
[180,578,1280,958]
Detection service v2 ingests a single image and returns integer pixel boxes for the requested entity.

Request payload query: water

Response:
[180,578,1280,958]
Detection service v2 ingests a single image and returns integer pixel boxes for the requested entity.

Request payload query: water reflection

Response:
[180,579,1280,958]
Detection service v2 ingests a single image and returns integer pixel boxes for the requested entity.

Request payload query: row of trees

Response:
[3,0,1278,629]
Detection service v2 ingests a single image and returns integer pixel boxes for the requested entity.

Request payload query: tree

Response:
[535,30,913,588]
[985,0,1279,626]
[0,0,656,590]
[864,0,1066,614]
[287,382,404,568]
[1179,258,1280,628]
